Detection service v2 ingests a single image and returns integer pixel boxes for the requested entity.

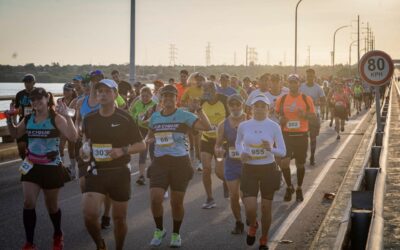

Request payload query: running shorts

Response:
[334,105,347,120]
[200,138,216,156]
[283,132,308,165]
[147,155,193,192]
[224,158,242,181]
[21,164,65,189]
[240,162,281,200]
[84,166,131,202]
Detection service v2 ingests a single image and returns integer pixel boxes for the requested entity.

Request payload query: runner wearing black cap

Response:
[14,74,36,159]
[7,87,78,250]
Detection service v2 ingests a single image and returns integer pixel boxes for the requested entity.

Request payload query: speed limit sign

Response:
[359,50,394,86]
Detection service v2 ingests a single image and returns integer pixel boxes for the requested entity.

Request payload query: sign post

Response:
[359,50,394,132]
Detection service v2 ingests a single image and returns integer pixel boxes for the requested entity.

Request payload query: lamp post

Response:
[348,40,358,76]
[129,0,136,82]
[332,25,350,73]
[294,0,303,73]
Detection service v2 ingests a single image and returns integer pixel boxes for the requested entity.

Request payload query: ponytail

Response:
[47,92,57,118]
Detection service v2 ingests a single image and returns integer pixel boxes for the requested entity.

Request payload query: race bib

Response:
[24,107,33,115]
[19,159,33,175]
[286,120,300,129]
[228,147,240,159]
[155,132,174,147]
[248,144,267,160]
[92,144,112,162]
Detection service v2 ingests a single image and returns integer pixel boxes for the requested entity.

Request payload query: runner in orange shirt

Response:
[175,69,189,107]
[275,74,316,202]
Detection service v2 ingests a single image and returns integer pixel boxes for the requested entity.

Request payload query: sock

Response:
[154,216,163,231]
[297,166,305,187]
[281,168,292,187]
[173,220,182,234]
[23,209,36,244]
[49,209,62,236]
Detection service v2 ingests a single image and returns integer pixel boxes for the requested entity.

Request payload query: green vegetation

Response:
[0,63,359,83]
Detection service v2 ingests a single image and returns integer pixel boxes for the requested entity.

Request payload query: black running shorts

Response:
[147,155,193,192]
[283,132,308,165]
[21,164,65,189]
[240,163,281,200]
[84,167,131,202]
[200,138,216,156]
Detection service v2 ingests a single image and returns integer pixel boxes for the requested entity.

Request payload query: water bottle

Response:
[82,139,91,162]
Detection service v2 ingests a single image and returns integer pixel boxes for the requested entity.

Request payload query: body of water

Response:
[0,82,64,126]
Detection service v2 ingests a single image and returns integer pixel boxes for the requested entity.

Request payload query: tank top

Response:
[223,118,241,161]
[80,95,100,119]
[26,114,61,166]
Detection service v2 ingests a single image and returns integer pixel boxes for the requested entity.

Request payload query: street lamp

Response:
[332,25,350,73]
[294,0,303,73]
[348,40,358,76]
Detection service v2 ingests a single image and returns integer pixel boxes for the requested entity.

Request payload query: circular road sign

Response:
[359,50,394,86]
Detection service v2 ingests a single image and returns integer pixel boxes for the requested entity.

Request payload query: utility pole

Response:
[307,46,311,67]
[248,47,258,66]
[169,44,177,66]
[205,42,211,66]
[245,45,248,66]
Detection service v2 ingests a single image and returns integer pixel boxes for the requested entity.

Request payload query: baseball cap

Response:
[63,82,74,91]
[95,79,118,90]
[250,94,271,106]
[90,69,104,77]
[228,94,244,104]
[30,87,48,99]
[287,74,300,82]
[72,75,83,81]
[22,74,36,82]
[159,85,178,96]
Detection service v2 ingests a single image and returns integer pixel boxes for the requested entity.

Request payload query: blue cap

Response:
[72,75,83,81]
[90,70,104,77]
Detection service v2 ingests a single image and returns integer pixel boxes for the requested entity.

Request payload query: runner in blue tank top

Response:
[215,94,247,235]
[6,87,78,250]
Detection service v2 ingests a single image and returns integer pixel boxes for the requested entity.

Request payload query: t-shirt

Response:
[353,85,363,97]
[83,108,143,168]
[299,83,325,106]
[265,89,289,123]
[175,83,188,106]
[115,94,126,108]
[275,94,315,133]
[149,108,198,157]
[15,89,34,121]
[201,94,229,140]
[235,118,286,165]
[217,86,237,97]
[181,87,203,105]
[129,99,157,128]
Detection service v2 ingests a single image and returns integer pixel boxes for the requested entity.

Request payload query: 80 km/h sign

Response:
[359,50,394,86]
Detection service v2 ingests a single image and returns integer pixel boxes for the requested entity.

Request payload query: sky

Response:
[0,0,399,66]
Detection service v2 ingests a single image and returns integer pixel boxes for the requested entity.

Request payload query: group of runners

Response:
[5,69,371,250]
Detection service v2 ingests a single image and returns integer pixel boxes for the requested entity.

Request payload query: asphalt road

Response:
[0,109,372,250]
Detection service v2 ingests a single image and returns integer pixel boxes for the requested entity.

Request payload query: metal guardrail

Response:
[329,81,392,249]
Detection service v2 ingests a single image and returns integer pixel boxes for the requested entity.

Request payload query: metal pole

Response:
[375,86,382,132]
[294,0,303,73]
[357,15,360,74]
[129,0,136,82]
[332,25,350,73]
[246,45,248,67]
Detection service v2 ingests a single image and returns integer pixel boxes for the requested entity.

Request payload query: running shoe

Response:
[169,233,182,248]
[296,188,304,202]
[310,156,315,166]
[164,190,169,199]
[246,221,258,246]
[341,126,345,132]
[150,228,166,246]
[101,216,111,229]
[22,243,37,250]
[284,185,294,202]
[231,221,244,234]
[259,236,268,250]
[202,198,216,209]
[53,233,64,250]
[329,121,333,127]
[136,175,146,186]
[337,135,341,140]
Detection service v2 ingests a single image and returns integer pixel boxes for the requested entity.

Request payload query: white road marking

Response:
[269,110,370,249]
